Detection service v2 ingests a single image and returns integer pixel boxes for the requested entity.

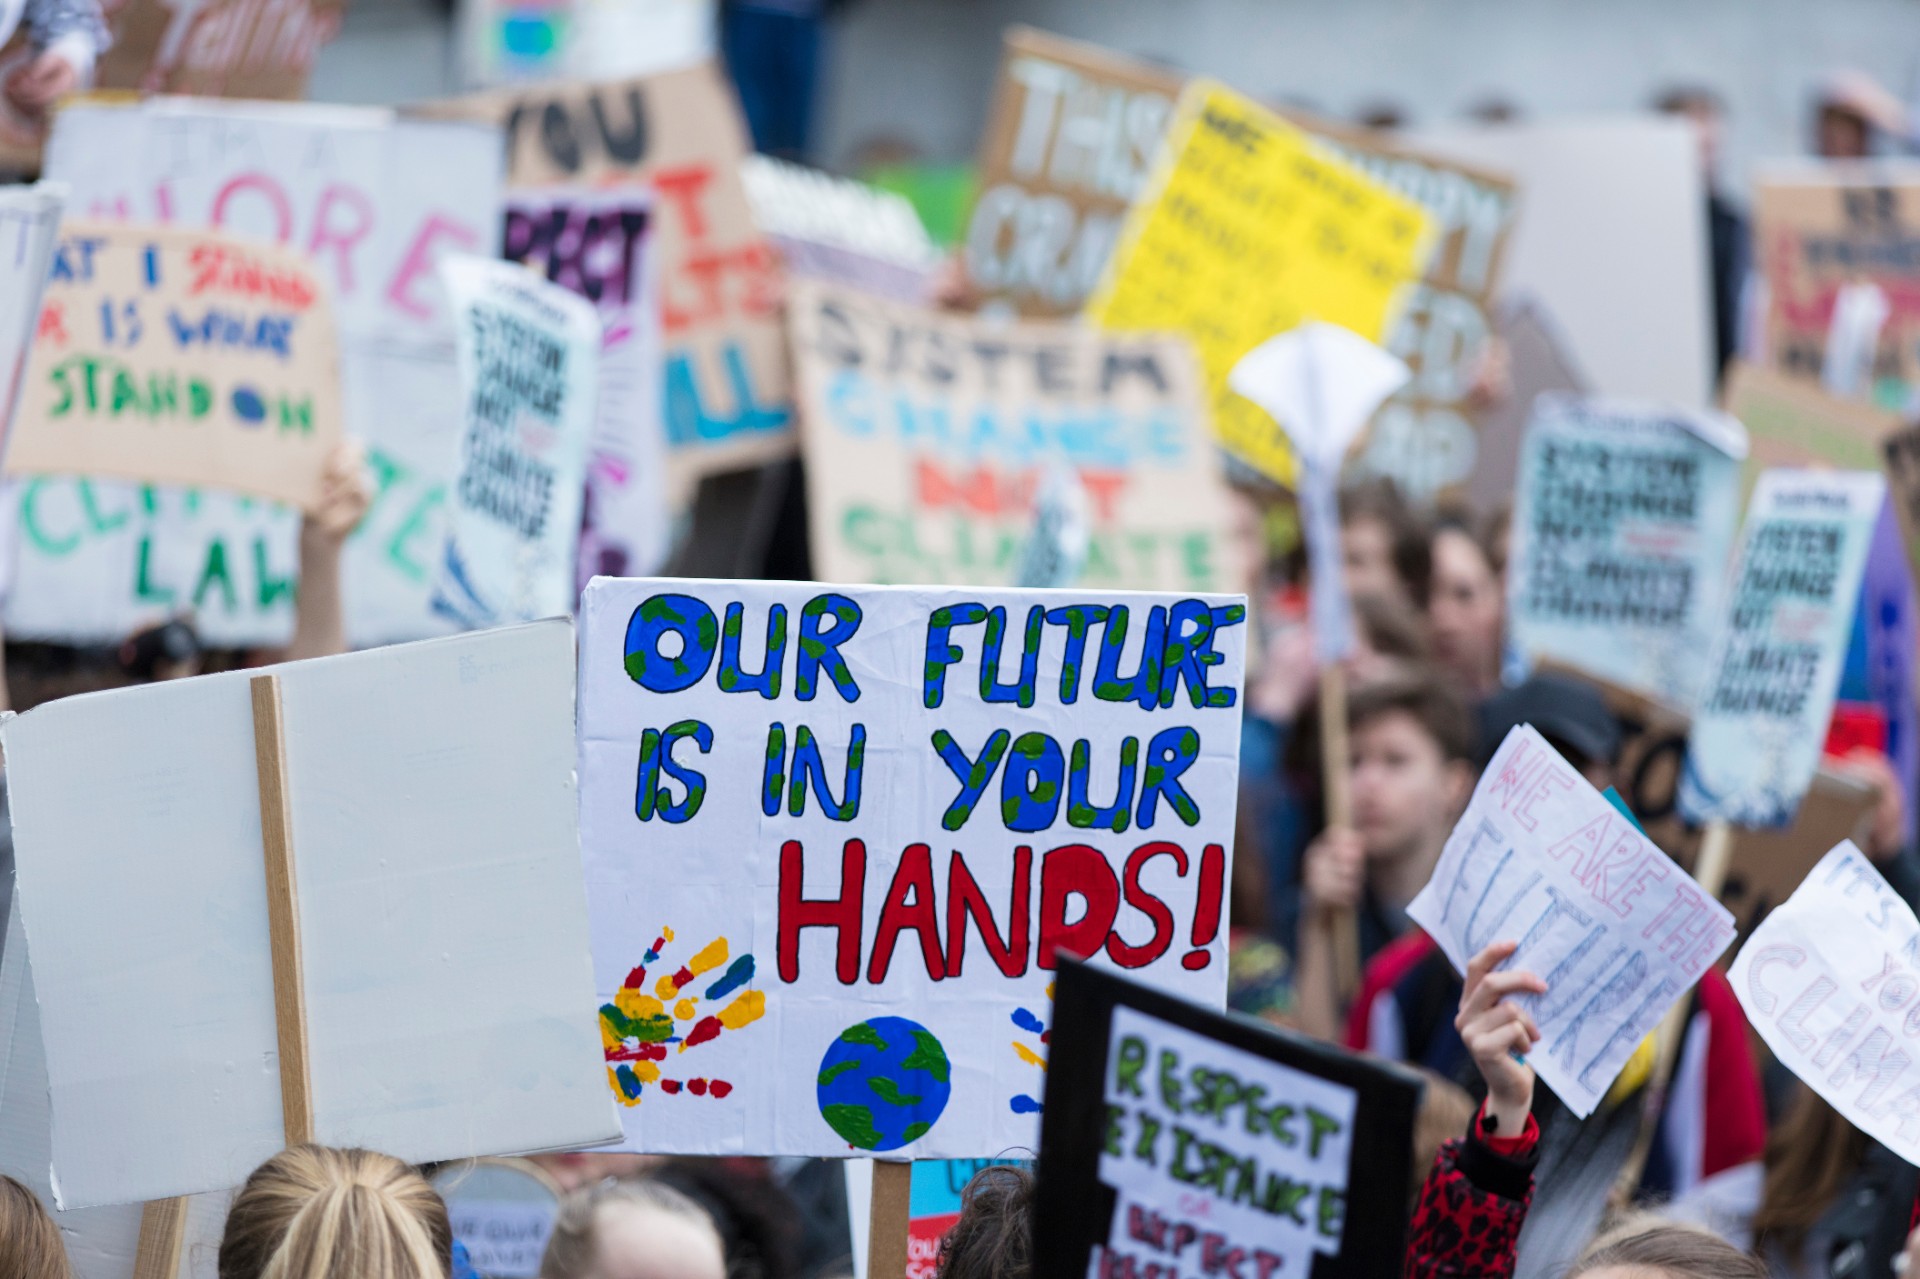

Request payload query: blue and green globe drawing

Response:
[816,1016,951,1152]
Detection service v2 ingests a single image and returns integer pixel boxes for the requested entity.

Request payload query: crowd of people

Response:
[2,0,1920,1270]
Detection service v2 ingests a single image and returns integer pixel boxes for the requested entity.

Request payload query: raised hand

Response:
[1455,940,1545,1138]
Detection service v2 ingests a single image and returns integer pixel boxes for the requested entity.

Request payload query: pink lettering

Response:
[307,183,376,296]
[385,214,478,320]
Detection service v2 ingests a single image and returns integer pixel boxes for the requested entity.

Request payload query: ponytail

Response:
[219,1146,452,1279]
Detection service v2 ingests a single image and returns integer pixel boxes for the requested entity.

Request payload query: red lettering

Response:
[945,847,1031,978]
[1107,841,1184,967]
[654,164,716,240]
[1038,843,1121,969]
[777,838,866,985]
[35,301,66,345]
[868,844,943,983]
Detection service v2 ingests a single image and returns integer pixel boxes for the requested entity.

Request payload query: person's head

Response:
[1348,672,1477,863]
[540,1178,726,1279]
[1339,477,1430,610]
[935,1164,1031,1279]
[118,618,203,682]
[1477,673,1623,790]
[1571,1217,1769,1279]
[1813,71,1909,159]
[1349,591,1431,689]
[0,1175,70,1279]
[218,1145,452,1279]
[1653,85,1726,179]
[1427,514,1505,698]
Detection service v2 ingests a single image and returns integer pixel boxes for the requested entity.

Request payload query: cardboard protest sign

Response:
[1085,81,1435,486]
[1408,725,1737,1118]
[4,477,301,648]
[1293,117,1520,502]
[0,185,63,458]
[577,577,1246,1157]
[7,222,342,508]
[0,900,232,1279]
[1731,842,1920,1164]
[1679,469,1887,828]
[1033,958,1420,1278]
[742,155,939,304]
[42,98,507,647]
[416,63,791,476]
[0,0,347,172]
[434,256,599,628]
[501,189,670,586]
[6,619,617,1206]
[1754,164,1920,406]
[962,26,1181,317]
[1723,361,1900,502]
[1415,119,1713,412]
[1506,396,1747,710]
[789,280,1231,592]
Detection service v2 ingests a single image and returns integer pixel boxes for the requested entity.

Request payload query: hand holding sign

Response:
[1456,940,1545,1138]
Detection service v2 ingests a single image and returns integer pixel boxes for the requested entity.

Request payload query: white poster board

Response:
[1731,842,1920,1164]
[1408,725,1737,1118]
[434,256,600,627]
[6,619,617,1208]
[1414,118,1713,412]
[39,98,506,647]
[1679,469,1885,827]
[1506,395,1747,710]
[577,577,1246,1158]
[0,184,63,461]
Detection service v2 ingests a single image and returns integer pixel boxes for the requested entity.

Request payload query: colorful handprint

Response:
[602,927,766,1106]
[1009,982,1052,1114]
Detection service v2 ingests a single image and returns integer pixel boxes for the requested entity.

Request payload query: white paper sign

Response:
[434,256,599,627]
[449,1201,554,1278]
[1731,842,1920,1164]
[0,184,64,460]
[38,98,505,646]
[1679,469,1886,827]
[1096,1006,1356,1278]
[3,478,301,648]
[741,155,938,303]
[1408,725,1737,1117]
[577,577,1246,1158]
[6,619,617,1208]
[1506,395,1746,710]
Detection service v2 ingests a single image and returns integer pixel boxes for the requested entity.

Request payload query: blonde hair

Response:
[218,1145,452,1279]
[0,1174,72,1279]
[540,1178,720,1279]
[1573,1214,1768,1278]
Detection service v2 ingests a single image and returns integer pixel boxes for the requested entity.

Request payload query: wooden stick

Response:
[866,1160,912,1279]
[1317,665,1361,1002]
[1609,818,1734,1209]
[252,674,314,1146]
[132,1196,188,1279]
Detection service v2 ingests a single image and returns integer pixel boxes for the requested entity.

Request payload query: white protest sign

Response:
[41,98,505,646]
[1408,725,1737,1117]
[1679,469,1886,828]
[1099,1006,1355,1274]
[577,578,1246,1158]
[0,899,230,1279]
[1230,322,1409,662]
[1731,842,1920,1164]
[0,183,63,459]
[1507,396,1747,710]
[741,155,938,303]
[7,619,616,1207]
[4,478,300,648]
[501,189,669,586]
[434,256,599,628]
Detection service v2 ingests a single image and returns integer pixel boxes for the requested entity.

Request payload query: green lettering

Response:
[279,396,312,434]
[1131,1111,1162,1167]
[1317,1187,1344,1241]
[134,537,175,604]
[189,378,212,417]
[1157,1048,1183,1113]
[1305,1107,1343,1160]
[192,540,237,612]
[109,365,140,416]
[385,484,444,582]
[1114,1034,1147,1099]
[1102,1104,1125,1157]
[19,480,80,555]
[255,538,295,610]
[46,363,73,417]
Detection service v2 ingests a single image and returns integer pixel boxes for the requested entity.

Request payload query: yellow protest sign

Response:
[1086,82,1436,485]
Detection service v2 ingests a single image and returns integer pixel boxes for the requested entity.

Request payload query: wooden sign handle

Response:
[867,1160,912,1279]
[1317,666,1361,1002]
[252,674,314,1146]
[132,1196,188,1279]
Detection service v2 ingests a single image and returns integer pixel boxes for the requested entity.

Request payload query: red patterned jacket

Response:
[1405,1104,1539,1279]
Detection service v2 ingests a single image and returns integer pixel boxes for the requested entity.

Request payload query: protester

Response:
[0,0,108,115]
[1812,70,1910,158]
[1340,475,1432,611]
[1405,941,1771,1279]
[218,1145,453,1279]
[539,1178,729,1279]
[934,1165,1032,1279]
[1654,85,1748,382]
[1426,513,1506,702]
[0,1173,70,1279]
[1292,670,1477,1038]
[1749,1085,1919,1277]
